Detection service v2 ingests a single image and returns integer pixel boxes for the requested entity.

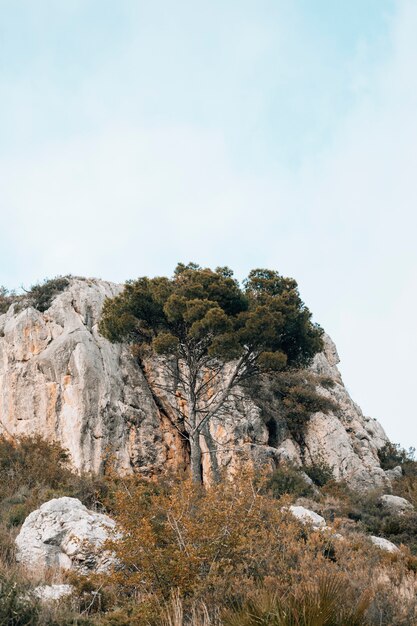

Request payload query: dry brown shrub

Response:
[94,473,417,625]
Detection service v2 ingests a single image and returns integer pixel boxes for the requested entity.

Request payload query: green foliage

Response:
[273,372,336,445]
[266,465,314,498]
[25,276,70,312]
[303,457,334,487]
[0,573,40,625]
[320,482,417,555]
[0,277,71,316]
[378,442,416,473]
[248,371,336,448]
[223,575,371,626]
[100,263,322,371]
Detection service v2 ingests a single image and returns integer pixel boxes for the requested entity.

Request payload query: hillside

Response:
[0,274,417,625]
[0,276,389,489]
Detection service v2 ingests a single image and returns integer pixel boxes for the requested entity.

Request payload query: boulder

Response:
[33,584,73,602]
[15,497,116,573]
[370,536,400,553]
[288,505,326,529]
[385,466,403,481]
[379,494,414,513]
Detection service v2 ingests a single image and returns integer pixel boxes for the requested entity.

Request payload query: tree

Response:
[99,263,323,483]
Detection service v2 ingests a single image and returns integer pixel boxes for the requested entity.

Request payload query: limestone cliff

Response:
[0,278,389,488]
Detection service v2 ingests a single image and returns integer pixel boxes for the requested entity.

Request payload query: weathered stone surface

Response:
[379,494,414,513]
[288,505,326,528]
[303,335,389,489]
[385,466,403,481]
[370,536,400,553]
[15,497,116,573]
[33,584,73,602]
[0,279,170,475]
[0,278,390,488]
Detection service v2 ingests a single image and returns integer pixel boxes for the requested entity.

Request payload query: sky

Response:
[0,0,416,449]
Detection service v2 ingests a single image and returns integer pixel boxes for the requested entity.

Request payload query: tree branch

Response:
[192,352,250,436]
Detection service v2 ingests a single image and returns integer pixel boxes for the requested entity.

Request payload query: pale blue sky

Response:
[1,1,416,449]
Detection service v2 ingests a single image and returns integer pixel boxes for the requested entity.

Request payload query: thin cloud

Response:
[0,0,415,447]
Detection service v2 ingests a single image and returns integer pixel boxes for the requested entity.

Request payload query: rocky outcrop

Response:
[302,334,389,489]
[15,497,116,573]
[0,278,390,488]
[379,494,414,513]
[385,466,403,481]
[0,279,173,475]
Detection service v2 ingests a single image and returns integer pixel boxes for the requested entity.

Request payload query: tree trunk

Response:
[189,433,203,483]
[202,423,220,483]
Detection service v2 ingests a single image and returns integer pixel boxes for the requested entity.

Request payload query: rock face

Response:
[302,334,389,489]
[0,278,390,488]
[0,279,171,475]
[15,497,116,573]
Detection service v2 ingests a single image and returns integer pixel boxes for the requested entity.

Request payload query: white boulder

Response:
[15,497,116,573]
[33,584,73,602]
[288,505,326,529]
[379,494,414,513]
[370,536,400,553]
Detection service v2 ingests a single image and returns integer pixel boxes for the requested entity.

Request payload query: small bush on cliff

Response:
[378,442,416,472]
[25,276,71,312]
[0,277,71,316]
[248,370,336,449]
[303,456,334,487]
[0,287,16,315]
[265,464,314,498]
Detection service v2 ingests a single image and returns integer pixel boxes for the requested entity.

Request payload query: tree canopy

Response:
[100,263,323,482]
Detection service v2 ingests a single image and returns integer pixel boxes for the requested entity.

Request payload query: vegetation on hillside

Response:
[0,276,71,315]
[1,267,416,623]
[0,436,416,625]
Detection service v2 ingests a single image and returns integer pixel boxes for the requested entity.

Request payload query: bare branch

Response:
[192,352,250,436]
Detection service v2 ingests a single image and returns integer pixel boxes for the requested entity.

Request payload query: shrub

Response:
[303,457,334,487]
[393,472,417,510]
[223,574,371,626]
[0,287,16,315]
[378,442,416,472]
[0,572,40,625]
[93,473,417,625]
[266,464,314,498]
[0,277,71,317]
[248,371,337,449]
[25,277,70,312]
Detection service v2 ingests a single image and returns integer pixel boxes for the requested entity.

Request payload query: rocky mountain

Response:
[0,278,390,489]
